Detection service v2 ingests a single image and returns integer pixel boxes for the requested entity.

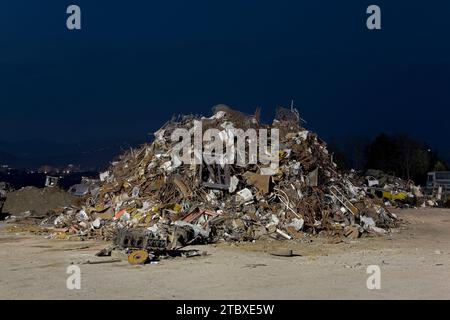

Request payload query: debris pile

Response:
[68,177,101,197]
[362,169,441,208]
[43,106,399,245]
[2,186,77,219]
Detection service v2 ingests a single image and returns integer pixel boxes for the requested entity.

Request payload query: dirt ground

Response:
[0,207,449,300]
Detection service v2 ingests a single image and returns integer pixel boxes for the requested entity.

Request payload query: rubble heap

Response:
[3,186,77,218]
[360,169,439,208]
[44,106,399,245]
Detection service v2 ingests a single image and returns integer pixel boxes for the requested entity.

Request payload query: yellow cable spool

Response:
[127,250,149,265]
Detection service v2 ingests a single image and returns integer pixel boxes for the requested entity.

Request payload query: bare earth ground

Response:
[0,207,449,300]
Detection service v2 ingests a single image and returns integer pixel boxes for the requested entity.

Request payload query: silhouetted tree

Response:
[433,161,447,172]
[365,134,399,174]
[395,134,429,181]
[346,136,371,171]
[327,143,349,170]
[363,133,447,184]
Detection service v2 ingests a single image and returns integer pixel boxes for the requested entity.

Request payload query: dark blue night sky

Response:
[1,1,449,157]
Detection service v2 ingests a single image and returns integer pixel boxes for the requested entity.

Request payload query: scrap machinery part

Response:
[114,228,168,251]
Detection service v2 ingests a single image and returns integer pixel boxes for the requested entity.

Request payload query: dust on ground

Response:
[0,207,449,299]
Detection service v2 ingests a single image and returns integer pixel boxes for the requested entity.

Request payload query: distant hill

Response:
[0,150,23,166]
[0,139,149,171]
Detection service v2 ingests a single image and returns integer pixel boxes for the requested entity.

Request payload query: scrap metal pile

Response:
[358,169,438,208]
[43,106,399,246]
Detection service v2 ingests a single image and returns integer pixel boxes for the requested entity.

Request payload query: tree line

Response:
[329,134,448,185]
